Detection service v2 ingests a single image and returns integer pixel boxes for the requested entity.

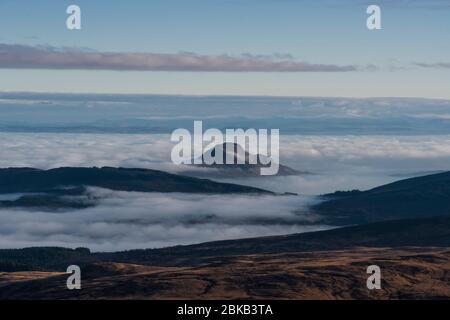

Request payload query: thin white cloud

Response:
[414,62,450,69]
[0,44,357,72]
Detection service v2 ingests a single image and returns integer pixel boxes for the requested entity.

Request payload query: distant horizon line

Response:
[1,90,449,102]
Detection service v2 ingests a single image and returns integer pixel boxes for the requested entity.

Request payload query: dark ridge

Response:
[314,171,450,225]
[0,166,272,195]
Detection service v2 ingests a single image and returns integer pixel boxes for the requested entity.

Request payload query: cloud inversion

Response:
[0,188,326,251]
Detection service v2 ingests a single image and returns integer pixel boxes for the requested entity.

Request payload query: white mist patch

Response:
[0,188,329,252]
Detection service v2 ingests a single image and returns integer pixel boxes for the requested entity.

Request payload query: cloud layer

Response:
[0,188,325,251]
[2,131,450,250]
[0,44,356,72]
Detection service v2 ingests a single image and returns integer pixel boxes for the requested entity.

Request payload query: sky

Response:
[0,0,449,97]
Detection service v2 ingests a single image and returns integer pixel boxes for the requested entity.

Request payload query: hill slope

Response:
[313,171,450,225]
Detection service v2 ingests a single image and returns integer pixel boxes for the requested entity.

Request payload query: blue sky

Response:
[0,0,449,97]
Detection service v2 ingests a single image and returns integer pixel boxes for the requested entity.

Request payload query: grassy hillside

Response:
[2,247,449,300]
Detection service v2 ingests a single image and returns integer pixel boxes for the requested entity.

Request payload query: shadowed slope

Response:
[313,171,450,225]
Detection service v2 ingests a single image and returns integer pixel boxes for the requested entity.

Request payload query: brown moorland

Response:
[1,247,449,300]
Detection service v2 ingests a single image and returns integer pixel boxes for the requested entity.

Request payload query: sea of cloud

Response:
[2,132,450,250]
[0,188,326,251]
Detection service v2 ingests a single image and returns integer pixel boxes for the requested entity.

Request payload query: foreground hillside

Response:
[1,247,449,300]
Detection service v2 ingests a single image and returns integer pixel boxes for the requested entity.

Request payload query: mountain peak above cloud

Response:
[183,142,308,178]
